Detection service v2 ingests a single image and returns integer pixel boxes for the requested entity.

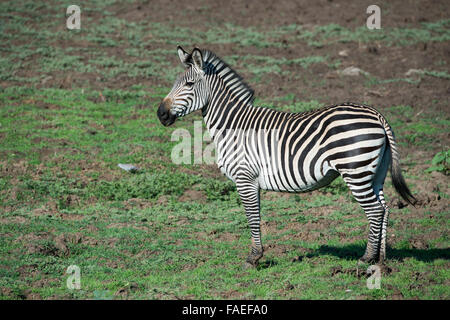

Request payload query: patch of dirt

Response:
[0,160,29,176]
[57,211,86,221]
[97,257,126,269]
[0,216,28,224]
[156,195,169,206]
[113,0,448,30]
[217,289,245,299]
[17,231,101,257]
[330,263,398,279]
[31,203,85,220]
[114,282,141,298]
[32,278,59,288]
[0,287,15,298]
[123,197,154,209]
[106,222,149,232]
[278,220,338,242]
[22,290,42,300]
[178,189,206,203]
[16,264,40,279]
[263,191,292,201]
[134,249,158,259]
[302,204,341,218]
[32,100,61,110]
[179,164,225,181]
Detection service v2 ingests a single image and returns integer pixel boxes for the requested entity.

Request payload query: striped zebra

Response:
[157,47,416,267]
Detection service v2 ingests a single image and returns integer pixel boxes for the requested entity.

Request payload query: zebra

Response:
[157,46,416,267]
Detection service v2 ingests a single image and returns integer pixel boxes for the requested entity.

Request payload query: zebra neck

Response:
[200,51,256,136]
[202,89,255,139]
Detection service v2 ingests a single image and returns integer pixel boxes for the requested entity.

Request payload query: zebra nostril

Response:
[157,101,176,126]
[158,102,169,118]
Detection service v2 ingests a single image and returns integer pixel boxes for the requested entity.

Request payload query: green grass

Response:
[425,150,450,175]
[0,86,448,300]
[297,20,450,47]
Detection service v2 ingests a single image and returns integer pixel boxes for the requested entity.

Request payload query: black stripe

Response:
[335,156,379,170]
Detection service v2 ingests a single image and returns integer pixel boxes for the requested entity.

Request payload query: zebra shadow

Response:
[313,244,450,262]
[257,259,279,270]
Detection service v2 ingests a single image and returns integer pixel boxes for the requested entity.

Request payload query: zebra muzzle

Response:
[157,101,176,126]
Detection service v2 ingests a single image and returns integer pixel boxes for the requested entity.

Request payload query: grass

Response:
[1,0,449,87]
[425,150,450,175]
[298,20,450,47]
[0,86,448,300]
[2,196,447,299]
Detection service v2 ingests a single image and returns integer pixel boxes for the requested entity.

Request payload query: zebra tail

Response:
[380,115,417,206]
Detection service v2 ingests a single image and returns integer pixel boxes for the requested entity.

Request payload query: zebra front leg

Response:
[236,178,263,268]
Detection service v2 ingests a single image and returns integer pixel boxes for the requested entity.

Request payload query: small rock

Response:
[410,238,428,250]
[367,90,384,97]
[118,163,140,173]
[339,66,369,76]
[338,50,349,57]
[41,76,53,85]
[405,69,424,77]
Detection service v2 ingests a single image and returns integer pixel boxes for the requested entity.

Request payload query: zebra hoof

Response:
[245,251,263,267]
[244,253,262,269]
[358,253,378,264]
[378,253,386,264]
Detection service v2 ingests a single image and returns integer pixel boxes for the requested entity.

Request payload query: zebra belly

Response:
[257,163,339,192]
[215,138,340,192]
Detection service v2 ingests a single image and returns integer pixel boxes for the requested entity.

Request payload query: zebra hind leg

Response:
[359,196,385,263]
[373,146,391,264]
[378,190,390,264]
[344,178,385,263]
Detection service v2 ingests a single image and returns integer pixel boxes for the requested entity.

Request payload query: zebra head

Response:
[157,46,209,126]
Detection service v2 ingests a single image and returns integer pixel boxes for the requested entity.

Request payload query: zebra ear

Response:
[177,46,190,67]
[191,48,204,72]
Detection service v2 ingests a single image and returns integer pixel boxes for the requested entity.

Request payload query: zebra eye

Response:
[186,81,195,87]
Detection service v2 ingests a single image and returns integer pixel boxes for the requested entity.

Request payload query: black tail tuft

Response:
[391,163,417,206]
[379,112,417,207]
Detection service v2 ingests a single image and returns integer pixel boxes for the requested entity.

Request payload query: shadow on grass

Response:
[257,259,278,270]
[315,244,450,262]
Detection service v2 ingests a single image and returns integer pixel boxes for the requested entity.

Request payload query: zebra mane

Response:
[197,49,255,104]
